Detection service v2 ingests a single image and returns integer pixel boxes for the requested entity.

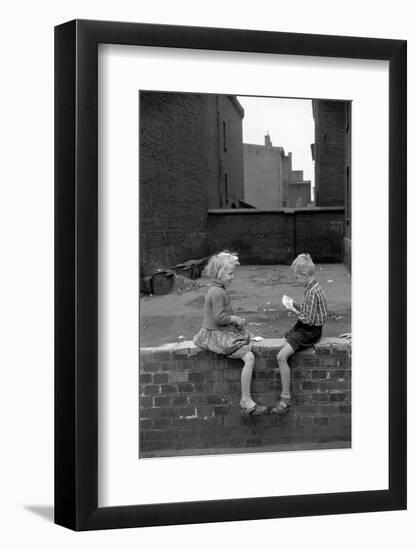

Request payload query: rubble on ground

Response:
[172,274,202,294]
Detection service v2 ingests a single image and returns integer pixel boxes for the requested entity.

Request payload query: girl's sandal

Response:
[270,398,292,415]
[241,403,268,417]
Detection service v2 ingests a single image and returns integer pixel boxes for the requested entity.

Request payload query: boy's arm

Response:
[293,292,317,325]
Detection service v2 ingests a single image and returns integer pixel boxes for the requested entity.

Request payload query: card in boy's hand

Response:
[282,294,293,309]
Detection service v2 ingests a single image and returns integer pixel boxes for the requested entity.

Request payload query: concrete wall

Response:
[289,169,304,182]
[139,338,351,457]
[243,141,311,210]
[243,143,284,209]
[208,207,345,264]
[281,152,292,206]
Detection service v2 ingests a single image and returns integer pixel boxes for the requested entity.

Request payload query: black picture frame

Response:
[55,19,407,531]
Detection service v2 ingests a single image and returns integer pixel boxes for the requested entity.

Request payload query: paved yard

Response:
[140,264,351,347]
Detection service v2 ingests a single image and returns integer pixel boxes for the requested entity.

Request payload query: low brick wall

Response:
[139,338,351,457]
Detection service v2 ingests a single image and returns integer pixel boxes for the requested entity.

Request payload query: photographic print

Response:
[139,91,352,458]
[55,20,405,530]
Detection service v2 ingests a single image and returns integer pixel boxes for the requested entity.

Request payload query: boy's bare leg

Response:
[240,351,256,409]
[277,343,295,399]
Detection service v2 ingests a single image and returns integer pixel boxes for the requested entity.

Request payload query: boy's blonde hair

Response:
[291,253,315,276]
[203,250,239,278]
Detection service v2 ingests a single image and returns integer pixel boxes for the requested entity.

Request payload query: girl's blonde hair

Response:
[291,253,315,276]
[203,250,239,278]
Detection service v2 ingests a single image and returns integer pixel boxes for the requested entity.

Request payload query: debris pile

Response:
[172,274,201,294]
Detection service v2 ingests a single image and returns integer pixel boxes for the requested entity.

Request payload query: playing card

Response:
[282,295,293,308]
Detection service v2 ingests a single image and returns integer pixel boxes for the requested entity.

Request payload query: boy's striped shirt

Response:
[294,279,327,326]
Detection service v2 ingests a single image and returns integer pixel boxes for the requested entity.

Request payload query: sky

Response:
[237,96,315,189]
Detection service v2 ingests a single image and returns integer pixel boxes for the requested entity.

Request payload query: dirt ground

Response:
[140,264,351,347]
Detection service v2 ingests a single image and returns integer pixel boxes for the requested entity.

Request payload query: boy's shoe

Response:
[270,398,292,415]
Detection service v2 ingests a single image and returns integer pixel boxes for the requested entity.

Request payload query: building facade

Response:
[312,99,351,207]
[311,99,351,267]
[244,135,311,209]
[139,91,246,276]
[207,95,245,209]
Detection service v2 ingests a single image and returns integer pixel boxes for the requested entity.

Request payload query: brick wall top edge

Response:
[140,337,351,356]
[208,207,345,214]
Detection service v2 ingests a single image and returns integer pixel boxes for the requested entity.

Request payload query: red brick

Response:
[330,393,346,402]
[153,373,169,384]
[154,396,171,407]
[312,370,328,379]
[313,417,329,426]
[144,385,160,395]
[189,372,205,383]
[141,362,162,373]
[139,396,153,408]
[160,384,178,395]
[178,383,194,393]
[189,394,206,405]
[154,418,171,429]
[140,419,153,430]
[214,405,231,416]
[172,395,188,405]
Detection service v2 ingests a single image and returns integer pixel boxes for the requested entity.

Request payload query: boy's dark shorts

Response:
[285,321,323,352]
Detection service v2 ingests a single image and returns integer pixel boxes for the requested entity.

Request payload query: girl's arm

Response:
[211,291,233,325]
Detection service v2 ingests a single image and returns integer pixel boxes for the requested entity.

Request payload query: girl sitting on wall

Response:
[193,251,267,416]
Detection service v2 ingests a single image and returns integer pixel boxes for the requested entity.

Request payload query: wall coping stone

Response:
[208,207,345,214]
[140,337,351,359]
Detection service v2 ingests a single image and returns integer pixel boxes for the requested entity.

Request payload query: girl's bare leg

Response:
[240,351,256,409]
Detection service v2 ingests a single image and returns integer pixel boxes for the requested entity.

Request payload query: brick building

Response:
[343,102,352,269]
[139,91,245,276]
[243,135,311,208]
[312,99,351,207]
[211,95,245,209]
[311,99,351,267]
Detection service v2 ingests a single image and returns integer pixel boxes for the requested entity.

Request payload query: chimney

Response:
[265,133,272,147]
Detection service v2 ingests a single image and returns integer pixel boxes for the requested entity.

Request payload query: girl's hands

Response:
[230,315,245,328]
